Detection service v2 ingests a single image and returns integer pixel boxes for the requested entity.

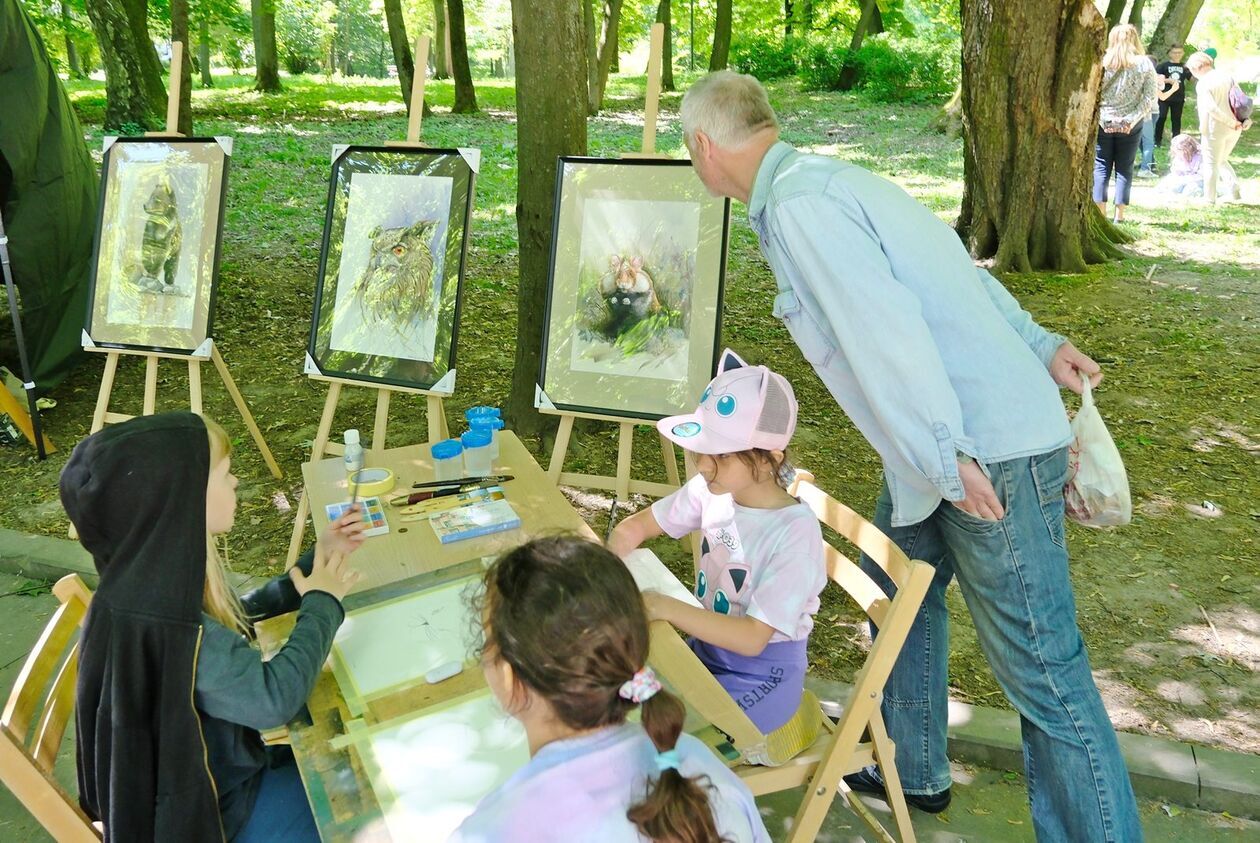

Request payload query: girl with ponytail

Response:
[452,536,769,843]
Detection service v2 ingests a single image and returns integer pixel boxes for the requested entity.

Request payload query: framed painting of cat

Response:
[86,137,231,354]
[537,157,729,420]
[308,146,478,392]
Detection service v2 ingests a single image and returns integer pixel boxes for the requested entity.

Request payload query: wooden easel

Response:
[286,36,452,565]
[82,42,281,477]
[542,23,692,515]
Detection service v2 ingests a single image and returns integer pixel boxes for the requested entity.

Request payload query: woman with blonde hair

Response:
[61,412,366,841]
[1093,23,1158,221]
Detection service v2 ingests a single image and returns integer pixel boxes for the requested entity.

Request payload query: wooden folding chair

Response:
[0,574,100,841]
[647,473,935,842]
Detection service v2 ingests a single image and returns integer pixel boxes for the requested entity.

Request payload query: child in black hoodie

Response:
[60,412,364,841]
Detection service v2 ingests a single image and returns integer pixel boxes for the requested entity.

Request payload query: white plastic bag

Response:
[1064,375,1132,527]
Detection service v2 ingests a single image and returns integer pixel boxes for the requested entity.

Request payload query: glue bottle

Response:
[344,429,365,476]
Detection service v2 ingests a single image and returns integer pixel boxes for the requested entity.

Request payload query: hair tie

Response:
[655,749,681,772]
[618,666,661,704]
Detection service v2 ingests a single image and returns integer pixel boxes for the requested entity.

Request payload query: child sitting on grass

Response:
[1157,133,1205,195]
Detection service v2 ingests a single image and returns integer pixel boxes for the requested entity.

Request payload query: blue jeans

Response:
[1093,125,1142,206]
[1139,117,1156,172]
[860,449,1142,842]
[233,758,320,842]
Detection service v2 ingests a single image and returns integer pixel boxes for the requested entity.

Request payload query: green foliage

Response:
[797,40,851,91]
[277,0,336,75]
[731,34,801,81]
[798,33,957,103]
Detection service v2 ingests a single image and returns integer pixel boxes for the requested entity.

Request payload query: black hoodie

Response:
[60,412,226,842]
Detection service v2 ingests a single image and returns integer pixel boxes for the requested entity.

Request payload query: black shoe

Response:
[844,767,953,814]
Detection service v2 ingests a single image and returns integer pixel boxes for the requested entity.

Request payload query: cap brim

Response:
[656,413,748,455]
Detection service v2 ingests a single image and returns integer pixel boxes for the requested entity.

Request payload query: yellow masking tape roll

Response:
[349,467,396,498]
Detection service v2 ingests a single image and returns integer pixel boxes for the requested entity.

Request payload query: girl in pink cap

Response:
[609,350,827,760]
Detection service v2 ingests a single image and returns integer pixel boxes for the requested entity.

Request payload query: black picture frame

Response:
[307,145,476,392]
[538,156,729,421]
[85,136,231,354]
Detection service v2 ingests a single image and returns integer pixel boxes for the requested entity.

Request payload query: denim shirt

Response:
[747,142,1072,527]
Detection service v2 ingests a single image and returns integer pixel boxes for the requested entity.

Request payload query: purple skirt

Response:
[688,637,808,734]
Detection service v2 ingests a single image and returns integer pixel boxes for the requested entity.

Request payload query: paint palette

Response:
[326,496,389,537]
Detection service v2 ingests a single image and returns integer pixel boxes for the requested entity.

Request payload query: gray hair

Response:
[681,70,779,149]
[1185,51,1214,71]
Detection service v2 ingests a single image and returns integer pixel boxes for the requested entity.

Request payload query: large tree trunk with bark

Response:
[448,0,477,112]
[657,0,674,91]
[432,0,450,78]
[61,2,84,78]
[709,0,731,70]
[171,0,193,135]
[198,16,214,87]
[1104,0,1126,26]
[381,0,433,117]
[251,0,282,91]
[957,0,1127,273]
[584,0,599,103]
[84,0,167,130]
[589,0,624,114]
[507,0,588,437]
[1147,0,1204,57]
[837,0,879,90]
[1127,0,1147,32]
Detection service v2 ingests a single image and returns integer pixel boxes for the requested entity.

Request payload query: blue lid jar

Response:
[469,416,505,432]
[461,429,492,449]
[431,439,463,460]
[465,406,502,422]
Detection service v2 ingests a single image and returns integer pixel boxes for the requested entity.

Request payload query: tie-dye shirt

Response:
[652,474,825,642]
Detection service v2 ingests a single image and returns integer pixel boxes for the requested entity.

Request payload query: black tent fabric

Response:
[0,0,98,395]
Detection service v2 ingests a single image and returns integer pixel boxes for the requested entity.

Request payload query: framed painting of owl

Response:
[85,137,231,354]
[538,157,730,420]
[308,146,477,391]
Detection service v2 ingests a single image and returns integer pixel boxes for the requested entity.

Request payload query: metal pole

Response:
[0,211,48,459]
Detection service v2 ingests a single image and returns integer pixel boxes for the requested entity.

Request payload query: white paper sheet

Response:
[365,691,529,842]
[623,548,702,609]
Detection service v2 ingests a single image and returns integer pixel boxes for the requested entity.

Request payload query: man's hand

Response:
[954,460,1004,522]
[1050,341,1103,394]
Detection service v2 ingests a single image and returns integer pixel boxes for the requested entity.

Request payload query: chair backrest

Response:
[0,574,100,842]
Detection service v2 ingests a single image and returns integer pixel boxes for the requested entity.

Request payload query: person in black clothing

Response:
[1155,44,1191,145]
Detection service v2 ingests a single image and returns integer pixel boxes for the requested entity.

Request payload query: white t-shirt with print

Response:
[652,474,826,642]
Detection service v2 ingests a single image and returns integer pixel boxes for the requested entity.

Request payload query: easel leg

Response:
[188,359,203,414]
[142,356,159,415]
[288,382,341,567]
[209,344,282,479]
[90,353,120,434]
[372,388,392,457]
[547,414,575,485]
[425,395,447,443]
[615,422,633,502]
[658,434,681,486]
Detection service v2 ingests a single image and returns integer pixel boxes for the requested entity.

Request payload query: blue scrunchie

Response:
[655,749,681,772]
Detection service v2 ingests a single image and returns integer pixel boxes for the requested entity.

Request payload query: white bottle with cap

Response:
[343,429,365,476]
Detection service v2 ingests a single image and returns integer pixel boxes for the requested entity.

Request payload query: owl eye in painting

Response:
[392,244,407,257]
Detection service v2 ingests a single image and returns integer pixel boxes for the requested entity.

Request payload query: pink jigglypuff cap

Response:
[657,349,798,455]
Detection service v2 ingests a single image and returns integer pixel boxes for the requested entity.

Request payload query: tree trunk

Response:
[589,0,624,114]
[837,0,879,90]
[709,0,731,71]
[171,0,193,135]
[382,0,431,116]
[584,0,599,108]
[1104,0,1126,26]
[62,2,84,78]
[1127,0,1147,31]
[656,0,674,91]
[83,0,167,130]
[929,84,964,136]
[448,0,477,112]
[784,0,794,37]
[198,16,214,87]
[507,0,588,437]
[1147,0,1204,57]
[957,0,1127,273]
[251,0,282,91]
[432,0,450,78]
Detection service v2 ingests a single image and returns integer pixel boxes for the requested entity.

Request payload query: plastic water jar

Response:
[460,429,493,476]
[430,439,463,482]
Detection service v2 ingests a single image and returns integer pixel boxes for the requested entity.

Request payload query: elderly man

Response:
[1186,51,1250,203]
[680,71,1142,841]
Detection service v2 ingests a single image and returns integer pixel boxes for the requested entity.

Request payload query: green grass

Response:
[5,70,1259,754]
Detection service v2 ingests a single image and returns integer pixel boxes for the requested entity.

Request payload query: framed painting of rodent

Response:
[538,157,730,420]
[86,137,231,354]
[307,146,478,392]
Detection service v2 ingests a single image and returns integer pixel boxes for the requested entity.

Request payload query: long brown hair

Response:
[480,536,728,843]
[204,416,248,635]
